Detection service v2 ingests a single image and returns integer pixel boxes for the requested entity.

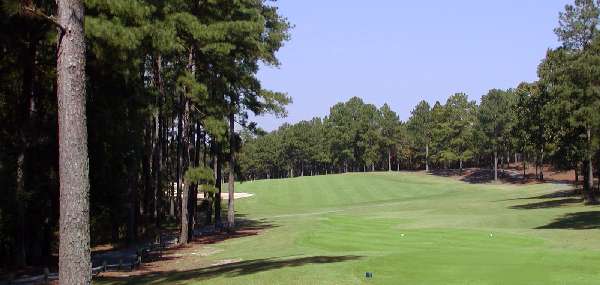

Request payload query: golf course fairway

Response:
[98,172,600,284]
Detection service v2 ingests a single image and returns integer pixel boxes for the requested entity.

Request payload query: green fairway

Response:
[99,172,600,284]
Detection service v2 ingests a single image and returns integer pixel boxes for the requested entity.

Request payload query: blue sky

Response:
[254,1,570,131]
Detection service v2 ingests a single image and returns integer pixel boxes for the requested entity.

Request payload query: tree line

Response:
[239,0,600,203]
[0,0,291,279]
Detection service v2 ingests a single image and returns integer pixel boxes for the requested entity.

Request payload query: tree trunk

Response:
[176,102,183,219]
[126,150,138,244]
[227,111,236,229]
[179,98,189,244]
[179,47,195,244]
[15,35,38,267]
[15,152,27,267]
[493,150,498,181]
[180,185,189,244]
[539,149,544,181]
[214,144,223,228]
[168,122,175,218]
[388,149,392,171]
[459,159,463,175]
[575,163,579,186]
[584,128,596,203]
[151,54,165,227]
[188,121,201,238]
[141,125,152,222]
[57,0,91,282]
[205,151,217,226]
[522,154,527,181]
[583,160,594,202]
[425,144,429,172]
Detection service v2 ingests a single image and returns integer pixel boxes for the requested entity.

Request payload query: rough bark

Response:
[179,98,189,244]
[179,47,195,244]
[227,111,236,229]
[57,0,91,283]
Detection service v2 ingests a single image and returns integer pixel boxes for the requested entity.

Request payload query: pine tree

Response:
[57,0,91,283]
[408,101,432,172]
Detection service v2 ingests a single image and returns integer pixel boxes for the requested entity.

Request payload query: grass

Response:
[97,172,600,284]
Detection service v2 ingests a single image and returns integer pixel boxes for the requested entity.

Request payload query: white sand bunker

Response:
[221,192,254,200]
[197,192,254,200]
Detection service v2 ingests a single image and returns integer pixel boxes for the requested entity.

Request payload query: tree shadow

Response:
[92,214,278,268]
[194,213,278,242]
[96,255,362,284]
[429,168,576,185]
[509,198,583,210]
[536,211,600,229]
[429,168,526,184]
[520,189,580,200]
[461,169,528,184]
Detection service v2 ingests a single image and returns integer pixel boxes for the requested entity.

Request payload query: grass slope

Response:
[100,172,600,285]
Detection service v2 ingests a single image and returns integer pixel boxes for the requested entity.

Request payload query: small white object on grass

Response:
[400,233,405,237]
[489,233,494,238]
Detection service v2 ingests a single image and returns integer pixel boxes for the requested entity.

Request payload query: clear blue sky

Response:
[254,1,570,131]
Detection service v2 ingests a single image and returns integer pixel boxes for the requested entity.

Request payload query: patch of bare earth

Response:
[429,164,585,185]
[97,227,263,278]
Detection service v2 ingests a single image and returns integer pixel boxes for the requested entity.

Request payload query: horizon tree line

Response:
[238,0,600,205]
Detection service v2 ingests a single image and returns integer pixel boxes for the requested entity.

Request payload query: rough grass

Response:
[97,172,600,284]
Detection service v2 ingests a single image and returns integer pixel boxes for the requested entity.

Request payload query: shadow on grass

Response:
[194,212,279,242]
[536,211,600,229]
[430,168,575,185]
[430,168,525,184]
[509,198,583,210]
[520,189,580,200]
[96,255,362,284]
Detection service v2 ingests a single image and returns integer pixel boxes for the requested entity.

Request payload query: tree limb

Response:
[23,5,66,33]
